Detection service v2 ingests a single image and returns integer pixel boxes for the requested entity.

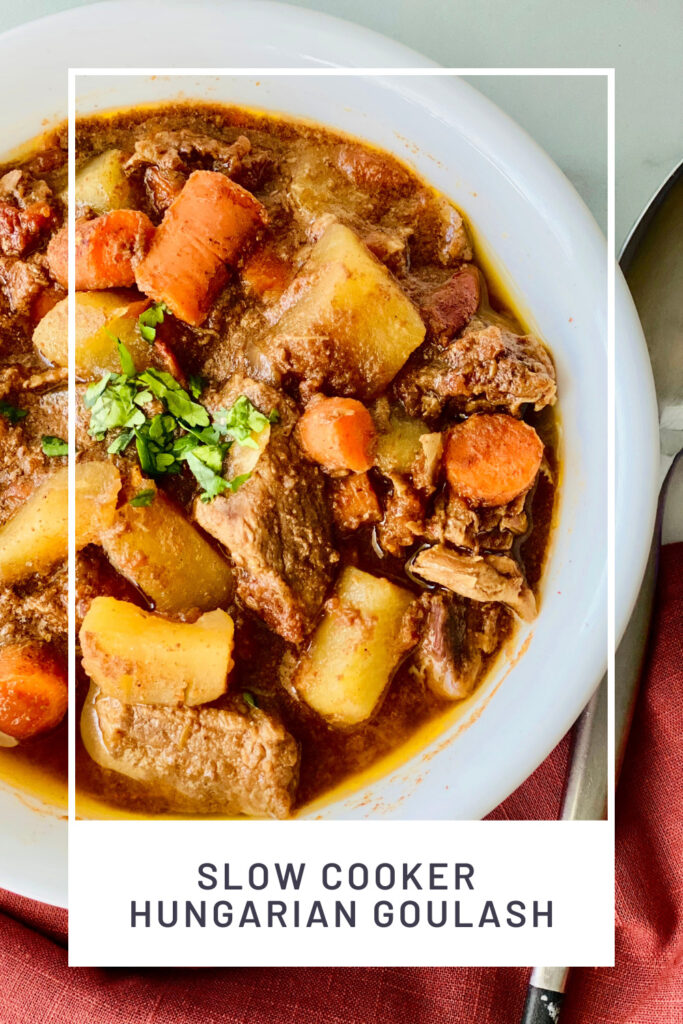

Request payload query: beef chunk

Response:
[143,165,185,216]
[0,168,52,206]
[377,473,425,556]
[0,171,56,258]
[362,225,412,274]
[0,201,55,257]
[426,490,528,552]
[410,544,536,621]
[194,375,337,644]
[330,473,382,534]
[88,692,300,818]
[126,130,252,175]
[396,321,556,420]
[0,256,49,315]
[336,144,413,195]
[0,365,68,403]
[412,195,473,265]
[420,264,481,342]
[412,593,480,700]
[0,416,46,523]
[412,432,444,494]
[0,562,66,647]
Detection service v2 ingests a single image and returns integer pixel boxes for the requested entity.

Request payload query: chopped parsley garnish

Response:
[215,395,279,449]
[116,337,136,376]
[188,374,205,399]
[129,489,156,508]
[0,400,28,424]
[41,435,68,457]
[86,339,274,501]
[138,301,169,343]
[242,691,259,710]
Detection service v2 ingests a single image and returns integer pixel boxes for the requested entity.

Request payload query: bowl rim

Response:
[0,0,660,908]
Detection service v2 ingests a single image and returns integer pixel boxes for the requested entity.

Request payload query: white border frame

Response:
[66,68,614,967]
[67,64,614,826]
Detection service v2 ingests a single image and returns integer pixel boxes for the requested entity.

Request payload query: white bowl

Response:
[0,0,659,908]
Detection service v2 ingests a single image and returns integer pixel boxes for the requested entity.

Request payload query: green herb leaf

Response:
[191,443,227,473]
[155,452,176,472]
[137,369,210,428]
[138,301,169,344]
[215,395,275,448]
[107,429,135,455]
[88,379,146,439]
[188,374,205,399]
[84,374,111,409]
[242,691,258,710]
[135,429,155,475]
[41,435,68,457]
[129,489,156,508]
[186,450,230,501]
[228,472,252,491]
[83,368,255,501]
[171,434,200,457]
[116,338,136,376]
[0,400,28,424]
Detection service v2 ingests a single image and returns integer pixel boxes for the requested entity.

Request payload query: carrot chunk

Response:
[331,472,382,532]
[298,397,376,473]
[241,244,291,300]
[0,643,68,741]
[46,210,155,291]
[444,413,543,507]
[135,170,268,326]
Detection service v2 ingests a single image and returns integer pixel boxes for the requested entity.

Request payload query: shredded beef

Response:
[396,320,556,419]
[410,544,536,621]
[126,130,252,176]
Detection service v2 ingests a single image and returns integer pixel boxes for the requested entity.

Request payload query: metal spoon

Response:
[519,160,683,1023]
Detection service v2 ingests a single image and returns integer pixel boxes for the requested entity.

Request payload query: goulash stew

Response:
[0,127,68,786]
[1,106,558,817]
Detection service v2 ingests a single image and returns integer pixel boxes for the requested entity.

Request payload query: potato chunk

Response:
[80,597,234,706]
[32,296,68,367]
[269,222,425,399]
[0,469,67,585]
[374,406,429,475]
[101,485,234,615]
[75,461,121,548]
[75,149,132,214]
[294,566,415,726]
[33,291,153,378]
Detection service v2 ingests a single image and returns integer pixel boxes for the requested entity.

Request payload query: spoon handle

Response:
[520,984,565,1023]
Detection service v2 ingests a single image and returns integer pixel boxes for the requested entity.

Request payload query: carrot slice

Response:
[444,413,543,507]
[331,472,382,532]
[135,170,268,326]
[0,643,67,740]
[298,397,376,473]
[46,210,155,291]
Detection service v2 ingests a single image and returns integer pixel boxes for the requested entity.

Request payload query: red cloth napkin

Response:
[2,543,681,1024]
